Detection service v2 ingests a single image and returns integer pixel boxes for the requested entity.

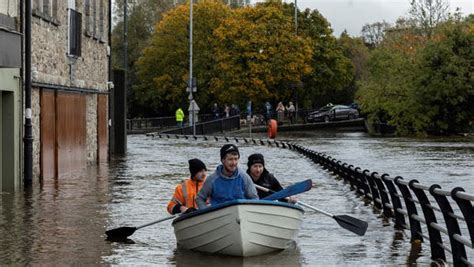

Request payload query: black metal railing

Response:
[293,143,473,267]
[148,133,473,266]
[126,113,219,132]
[159,115,241,135]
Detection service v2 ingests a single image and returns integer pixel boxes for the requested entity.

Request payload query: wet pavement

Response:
[0,132,472,265]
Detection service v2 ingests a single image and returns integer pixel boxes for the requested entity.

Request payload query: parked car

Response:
[306,105,359,123]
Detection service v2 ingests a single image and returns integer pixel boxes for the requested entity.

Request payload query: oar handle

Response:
[296,201,333,218]
[254,184,333,218]
[136,215,177,229]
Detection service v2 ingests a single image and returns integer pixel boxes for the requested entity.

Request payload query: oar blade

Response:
[334,215,368,236]
[105,226,137,240]
[263,179,313,201]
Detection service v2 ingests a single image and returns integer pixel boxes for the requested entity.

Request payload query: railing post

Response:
[395,177,423,242]
[347,166,361,195]
[382,174,406,228]
[429,185,467,267]
[373,172,394,218]
[451,187,474,244]
[353,167,370,199]
[339,163,351,185]
[409,180,446,262]
[365,170,382,209]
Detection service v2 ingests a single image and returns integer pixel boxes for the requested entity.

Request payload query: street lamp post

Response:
[294,0,298,35]
[294,0,300,120]
[188,0,196,136]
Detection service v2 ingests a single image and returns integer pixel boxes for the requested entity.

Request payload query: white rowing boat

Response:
[172,200,304,257]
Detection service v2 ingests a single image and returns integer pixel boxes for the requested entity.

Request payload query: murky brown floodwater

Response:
[1,132,472,265]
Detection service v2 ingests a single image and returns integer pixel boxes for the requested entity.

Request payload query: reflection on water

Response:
[0,166,112,265]
[0,133,472,265]
[171,243,302,267]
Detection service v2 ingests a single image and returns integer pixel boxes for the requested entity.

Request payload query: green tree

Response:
[338,31,370,107]
[357,17,473,135]
[135,1,231,114]
[210,2,313,108]
[413,20,474,133]
[112,0,174,116]
[294,7,354,108]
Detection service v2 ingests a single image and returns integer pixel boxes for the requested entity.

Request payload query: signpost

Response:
[247,101,252,138]
[187,77,197,135]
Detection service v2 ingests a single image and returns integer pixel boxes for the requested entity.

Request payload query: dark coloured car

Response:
[306,105,359,123]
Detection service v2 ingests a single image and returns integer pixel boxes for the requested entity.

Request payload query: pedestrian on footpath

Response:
[176,107,184,128]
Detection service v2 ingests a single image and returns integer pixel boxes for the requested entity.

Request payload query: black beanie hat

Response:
[220,144,240,159]
[247,153,265,169]
[189,158,207,179]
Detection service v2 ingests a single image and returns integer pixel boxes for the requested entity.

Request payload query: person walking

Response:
[264,101,272,122]
[196,144,258,208]
[276,102,285,123]
[167,159,208,214]
[212,103,220,120]
[224,104,230,118]
[175,107,184,128]
[287,102,295,124]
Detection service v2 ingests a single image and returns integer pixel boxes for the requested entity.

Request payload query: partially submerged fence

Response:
[160,115,240,135]
[127,113,218,133]
[148,133,473,266]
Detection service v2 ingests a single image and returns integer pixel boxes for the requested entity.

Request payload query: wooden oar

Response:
[105,215,177,240]
[255,184,368,236]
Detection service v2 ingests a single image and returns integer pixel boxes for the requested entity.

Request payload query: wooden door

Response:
[97,94,108,162]
[40,90,56,179]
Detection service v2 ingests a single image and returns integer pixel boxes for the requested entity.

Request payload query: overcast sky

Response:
[253,0,474,36]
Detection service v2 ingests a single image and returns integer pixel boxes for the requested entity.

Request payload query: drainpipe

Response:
[108,0,112,158]
[108,0,112,79]
[24,0,33,187]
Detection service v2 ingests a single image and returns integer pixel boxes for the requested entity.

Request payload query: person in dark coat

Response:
[246,153,297,203]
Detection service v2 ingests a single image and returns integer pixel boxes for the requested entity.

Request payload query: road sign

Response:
[186,77,197,93]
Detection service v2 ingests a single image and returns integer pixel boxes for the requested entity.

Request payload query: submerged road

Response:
[0,133,472,265]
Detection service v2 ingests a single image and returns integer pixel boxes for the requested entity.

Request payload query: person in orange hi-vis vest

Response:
[167,158,207,215]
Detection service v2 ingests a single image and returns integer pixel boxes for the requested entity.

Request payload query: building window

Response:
[0,0,19,17]
[99,0,104,39]
[33,0,59,24]
[92,0,97,36]
[84,0,91,35]
[85,0,105,41]
[68,9,82,57]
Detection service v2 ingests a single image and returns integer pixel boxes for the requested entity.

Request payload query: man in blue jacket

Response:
[196,144,258,209]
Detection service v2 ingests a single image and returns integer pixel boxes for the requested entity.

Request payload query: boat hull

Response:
[172,200,304,257]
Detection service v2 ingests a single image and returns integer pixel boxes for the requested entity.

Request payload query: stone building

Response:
[0,0,111,191]
[31,0,110,180]
[0,0,22,191]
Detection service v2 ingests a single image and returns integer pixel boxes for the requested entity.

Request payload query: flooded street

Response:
[1,133,472,265]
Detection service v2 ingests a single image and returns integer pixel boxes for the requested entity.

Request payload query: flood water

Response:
[1,132,472,265]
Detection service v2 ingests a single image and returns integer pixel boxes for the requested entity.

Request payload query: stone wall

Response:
[31,0,109,91]
[32,88,41,180]
[86,94,98,163]
[31,0,110,179]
